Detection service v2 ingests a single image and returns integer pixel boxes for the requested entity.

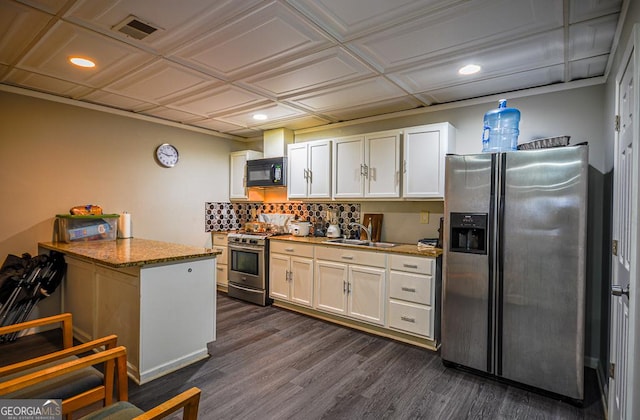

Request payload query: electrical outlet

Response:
[420,211,429,224]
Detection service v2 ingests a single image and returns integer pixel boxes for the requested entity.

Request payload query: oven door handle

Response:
[229,244,264,252]
[230,283,262,293]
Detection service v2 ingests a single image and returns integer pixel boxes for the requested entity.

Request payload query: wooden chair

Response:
[0,313,118,418]
[0,345,201,420]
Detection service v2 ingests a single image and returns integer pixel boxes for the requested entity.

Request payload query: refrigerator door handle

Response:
[495,152,507,376]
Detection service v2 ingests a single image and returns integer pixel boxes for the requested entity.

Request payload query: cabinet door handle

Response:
[217,267,223,271]
[307,169,312,183]
[341,256,354,260]
[343,280,347,293]
[303,168,309,180]
[403,160,407,174]
[285,248,295,252]
[403,264,419,269]
[401,316,416,323]
[347,282,352,294]
[401,287,416,293]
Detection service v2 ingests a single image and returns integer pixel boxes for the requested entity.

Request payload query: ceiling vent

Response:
[113,15,158,40]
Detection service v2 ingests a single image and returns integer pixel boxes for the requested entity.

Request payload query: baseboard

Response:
[595,362,608,419]
[586,357,608,419]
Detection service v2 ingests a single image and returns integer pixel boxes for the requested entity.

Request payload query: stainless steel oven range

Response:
[227,232,271,306]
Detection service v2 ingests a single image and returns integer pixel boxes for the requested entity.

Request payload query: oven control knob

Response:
[250,239,257,244]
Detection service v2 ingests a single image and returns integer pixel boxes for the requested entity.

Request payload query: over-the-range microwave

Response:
[246,157,287,187]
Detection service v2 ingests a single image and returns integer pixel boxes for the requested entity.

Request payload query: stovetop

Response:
[227,230,289,245]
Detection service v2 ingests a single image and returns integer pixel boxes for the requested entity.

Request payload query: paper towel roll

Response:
[117,212,132,238]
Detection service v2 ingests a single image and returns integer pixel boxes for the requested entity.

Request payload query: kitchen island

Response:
[39,238,220,384]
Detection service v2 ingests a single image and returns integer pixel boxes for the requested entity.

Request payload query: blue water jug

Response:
[482,99,520,152]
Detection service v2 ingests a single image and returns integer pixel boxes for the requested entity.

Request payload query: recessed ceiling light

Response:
[69,57,96,68]
[253,113,268,121]
[458,64,481,75]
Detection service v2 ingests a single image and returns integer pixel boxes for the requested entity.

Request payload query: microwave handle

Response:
[271,164,282,183]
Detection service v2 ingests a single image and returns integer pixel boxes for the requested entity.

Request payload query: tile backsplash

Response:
[205,202,362,237]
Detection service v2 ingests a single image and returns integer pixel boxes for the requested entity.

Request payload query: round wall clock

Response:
[155,143,179,167]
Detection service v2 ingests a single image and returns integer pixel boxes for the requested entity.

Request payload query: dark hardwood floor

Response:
[1,293,605,419]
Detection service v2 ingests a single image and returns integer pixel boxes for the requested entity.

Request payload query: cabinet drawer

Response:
[388,299,433,338]
[389,254,433,275]
[316,245,386,268]
[389,271,432,305]
[213,246,228,265]
[270,241,314,258]
[212,232,228,246]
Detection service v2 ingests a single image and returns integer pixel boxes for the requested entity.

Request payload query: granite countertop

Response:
[268,235,443,258]
[39,238,220,268]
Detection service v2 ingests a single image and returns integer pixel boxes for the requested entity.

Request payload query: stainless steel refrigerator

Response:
[441,145,587,401]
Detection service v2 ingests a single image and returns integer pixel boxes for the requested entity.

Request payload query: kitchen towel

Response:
[117,212,132,238]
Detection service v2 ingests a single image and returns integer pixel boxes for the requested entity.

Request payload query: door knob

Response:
[611,284,630,298]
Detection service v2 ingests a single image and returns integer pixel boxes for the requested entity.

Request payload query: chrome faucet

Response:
[349,222,372,244]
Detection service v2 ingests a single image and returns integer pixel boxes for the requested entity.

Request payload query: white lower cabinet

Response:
[387,254,436,339]
[314,246,386,326]
[212,232,228,289]
[269,240,440,348]
[269,241,314,307]
[315,260,348,314]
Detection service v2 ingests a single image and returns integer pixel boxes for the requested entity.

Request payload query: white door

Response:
[364,131,401,198]
[308,140,332,199]
[347,265,385,325]
[402,123,454,199]
[287,143,309,199]
[609,28,639,420]
[290,256,314,307]
[229,152,248,199]
[269,254,290,301]
[315,260,348,315]
[333,136,364,198]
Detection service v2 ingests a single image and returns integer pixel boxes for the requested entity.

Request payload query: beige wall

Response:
[293,84,606,244]
[295,84,606,170]
[0,91,239,258]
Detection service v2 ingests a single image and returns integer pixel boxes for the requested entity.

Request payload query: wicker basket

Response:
[517,136,571,150]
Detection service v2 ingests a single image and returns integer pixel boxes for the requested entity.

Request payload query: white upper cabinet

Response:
[333,135,364,198]
[402,123,455,199]
[287,140,331,199]
[229,150,262,201]
[364,130,401,198]
[333,130,401,199]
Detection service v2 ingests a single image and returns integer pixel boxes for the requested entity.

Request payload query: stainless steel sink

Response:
[323,238,369,245]
[322,238,396,248]
[368,242,396,248]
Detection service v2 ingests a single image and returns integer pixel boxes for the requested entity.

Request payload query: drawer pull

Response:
[403,264,419,269]
[341,256,354,260]
[285,248,295,252]
[217,267,223,271]
[401,287,416,293]
[401,316,416,323]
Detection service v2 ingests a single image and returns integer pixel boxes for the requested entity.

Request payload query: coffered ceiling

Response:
[0,0,624,140]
